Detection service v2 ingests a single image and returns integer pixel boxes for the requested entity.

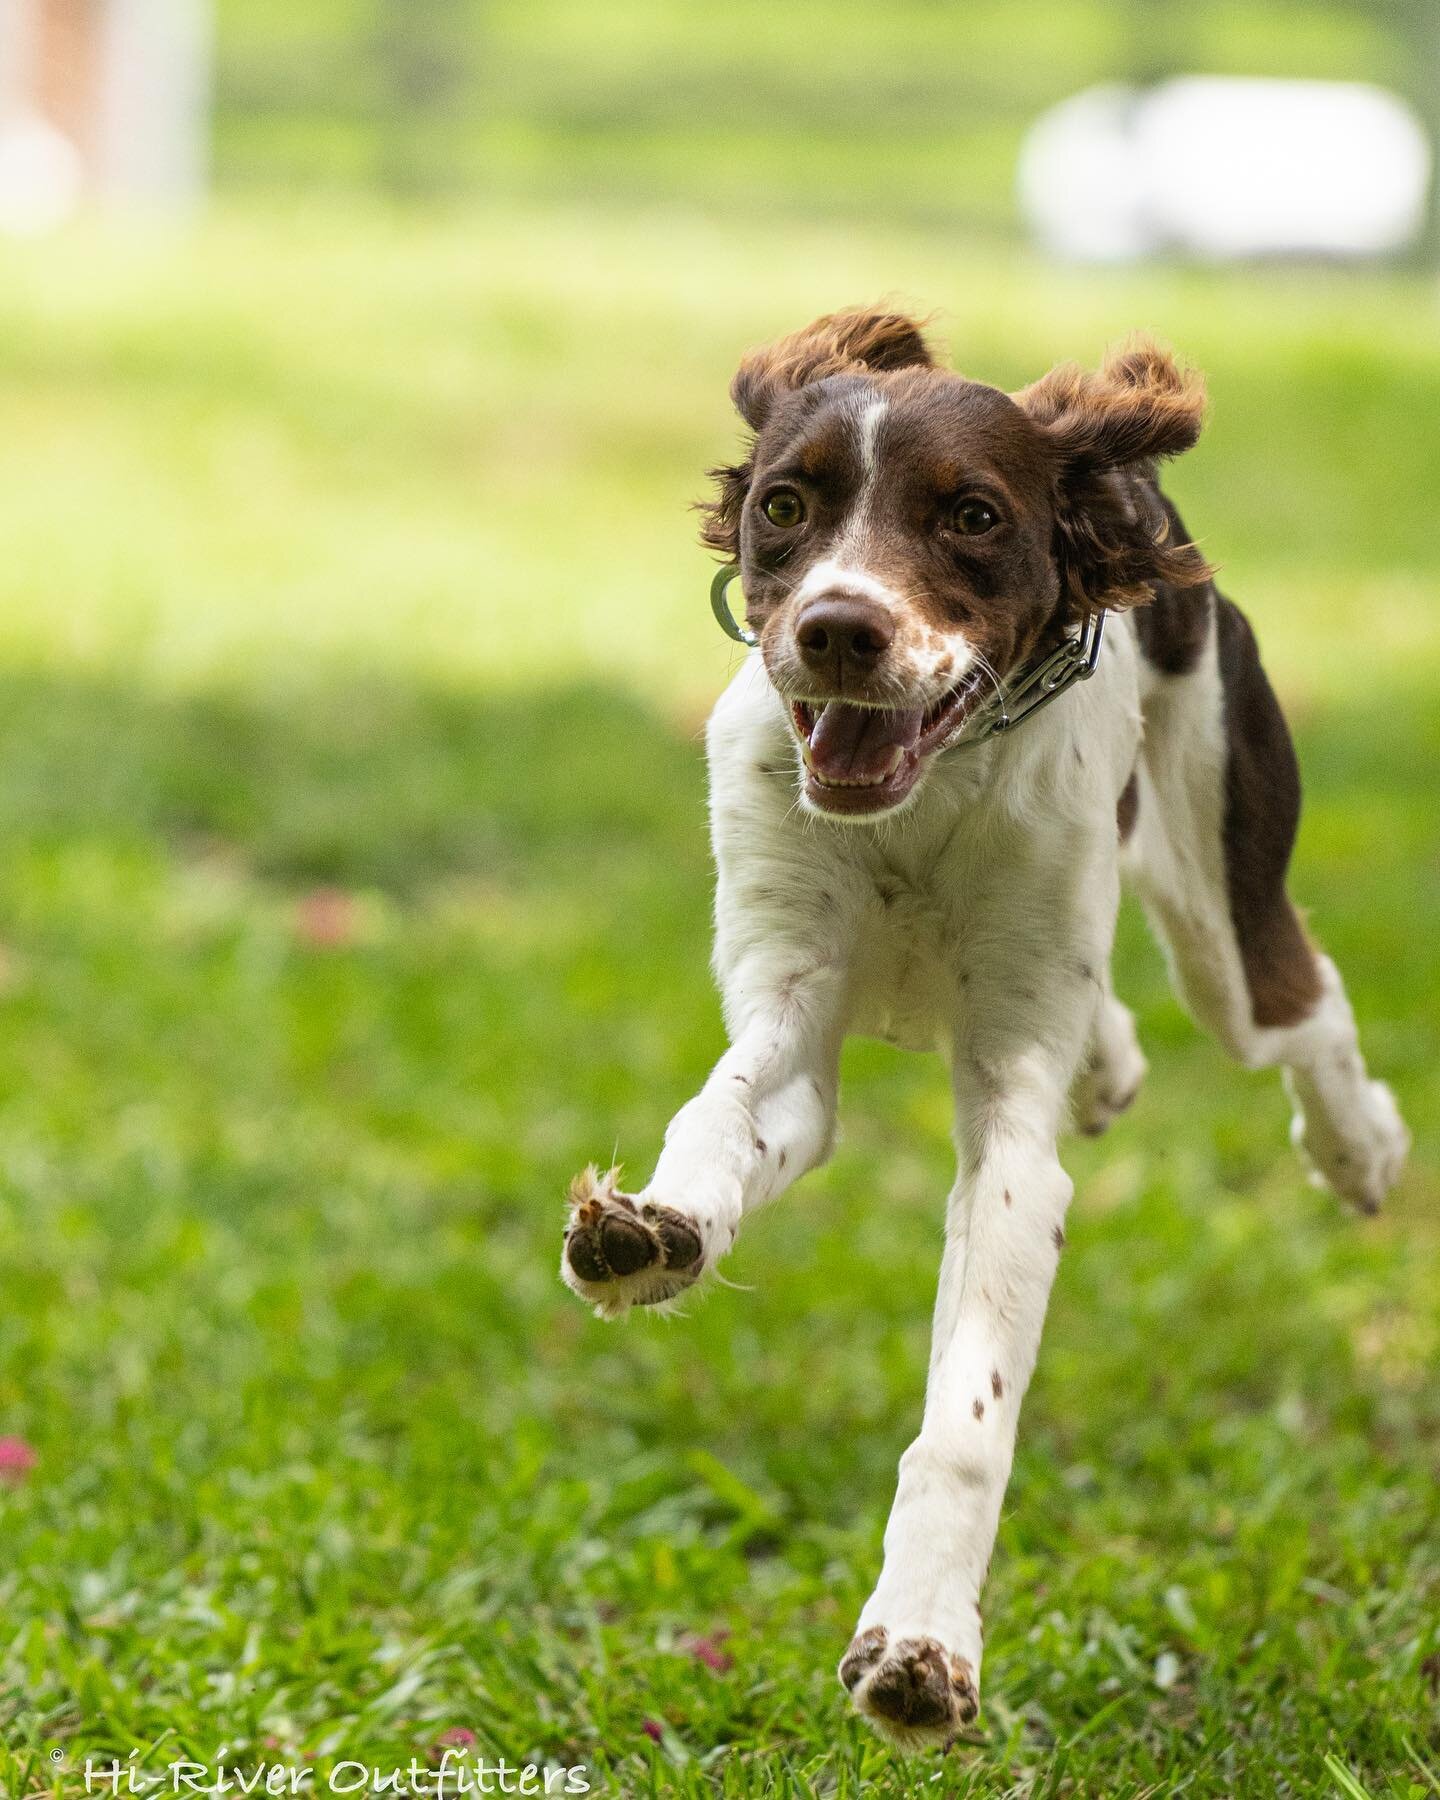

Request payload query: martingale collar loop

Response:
[707,563,1105,748]
[710,563,760,646]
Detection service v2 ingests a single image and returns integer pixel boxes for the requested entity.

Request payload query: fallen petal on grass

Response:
[294,887,360,949]
[683,1630,734,1673]
[434,1728,477,1750]
[0,1437,36,1483]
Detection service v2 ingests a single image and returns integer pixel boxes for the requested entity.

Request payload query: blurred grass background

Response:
[0,3,1437,1797]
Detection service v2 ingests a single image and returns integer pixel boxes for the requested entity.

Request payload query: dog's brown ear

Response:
[1015,337,1211,612]
[1016,336,1206,469]
[732,307,936,429]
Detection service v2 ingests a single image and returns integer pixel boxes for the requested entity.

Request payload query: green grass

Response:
[0,201,1436,1798]
[212,0,1421,231]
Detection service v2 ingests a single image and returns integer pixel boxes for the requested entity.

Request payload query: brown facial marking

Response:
[1117,766,1140,842]
[991,1370,1004,1400]
[1215,595,1324,1027]
[972,1398,985,1420]
[1003,1188,1012,1207]
[746,372,1065,701]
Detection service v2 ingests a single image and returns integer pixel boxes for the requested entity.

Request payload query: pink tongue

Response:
[808,701,925,783]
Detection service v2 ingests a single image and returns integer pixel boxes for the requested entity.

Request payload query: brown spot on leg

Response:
[1215,595,1324,1028]
[1052,1223,1066,1251]
[1117,766,1140,842]
[991,1369,1003,1400]
[839,1625,887,1691]
[972,1398,985,1420]
[1003,1189,1012,1207]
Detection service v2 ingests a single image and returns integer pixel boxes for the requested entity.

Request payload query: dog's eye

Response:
[762,488,806,529]
[952,498,998,536]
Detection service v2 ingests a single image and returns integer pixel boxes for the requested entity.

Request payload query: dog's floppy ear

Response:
[700,308,934,556]
[1015,336,1211,613]
[732,306,935,430]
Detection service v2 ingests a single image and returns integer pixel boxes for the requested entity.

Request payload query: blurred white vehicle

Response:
[1018,78,1432,262]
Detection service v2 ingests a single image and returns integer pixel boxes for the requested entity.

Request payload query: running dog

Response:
[560,308,1408,1748]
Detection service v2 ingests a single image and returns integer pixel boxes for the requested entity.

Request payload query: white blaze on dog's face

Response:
[700,309,1208,819]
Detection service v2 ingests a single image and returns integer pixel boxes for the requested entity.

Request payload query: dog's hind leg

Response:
[1128,590,1407,1211]
[1069,968,1147,1137]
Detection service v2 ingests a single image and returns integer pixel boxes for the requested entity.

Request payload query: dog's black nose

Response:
[795,595,895,674]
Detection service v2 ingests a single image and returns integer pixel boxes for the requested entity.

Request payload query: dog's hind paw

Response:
[560,1165,705,1317]
[840,1627,979,1752]
[1288,1074,1409,1216]
[1070,1000,1147,1138]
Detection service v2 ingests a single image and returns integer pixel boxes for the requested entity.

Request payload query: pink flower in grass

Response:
[0,1437,36,1483]
[435,1728,477,1750]
[641,1720,663,1745]
[684,1630,733,1674]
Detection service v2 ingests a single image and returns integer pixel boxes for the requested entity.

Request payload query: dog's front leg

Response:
[842,1039,1078,1748]
[561,947,846,1316]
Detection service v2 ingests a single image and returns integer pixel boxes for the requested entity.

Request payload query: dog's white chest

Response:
[848,875,964,1053]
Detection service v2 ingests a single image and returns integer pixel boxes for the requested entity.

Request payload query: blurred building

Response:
[0,0,210,233]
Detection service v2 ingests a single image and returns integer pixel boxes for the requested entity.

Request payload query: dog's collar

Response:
[708,563,1106,749]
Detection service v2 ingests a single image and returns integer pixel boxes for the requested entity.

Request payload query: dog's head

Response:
[700,308,1211,819]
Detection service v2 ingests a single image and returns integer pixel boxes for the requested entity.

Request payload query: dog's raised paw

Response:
[841,1628,978,1750]
[561,1165,704,1317]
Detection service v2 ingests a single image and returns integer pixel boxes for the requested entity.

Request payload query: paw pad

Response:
[842,1628,979,1743]
[839,1626,888,1691]
[561,1167,703,1306]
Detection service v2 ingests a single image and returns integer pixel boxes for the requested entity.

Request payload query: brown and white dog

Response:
[560,309,1408,1749]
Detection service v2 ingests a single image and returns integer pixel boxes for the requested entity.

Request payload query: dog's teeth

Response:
[881,746,905,778]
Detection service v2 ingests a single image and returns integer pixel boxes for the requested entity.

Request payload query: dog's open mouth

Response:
[790,676,982,816]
